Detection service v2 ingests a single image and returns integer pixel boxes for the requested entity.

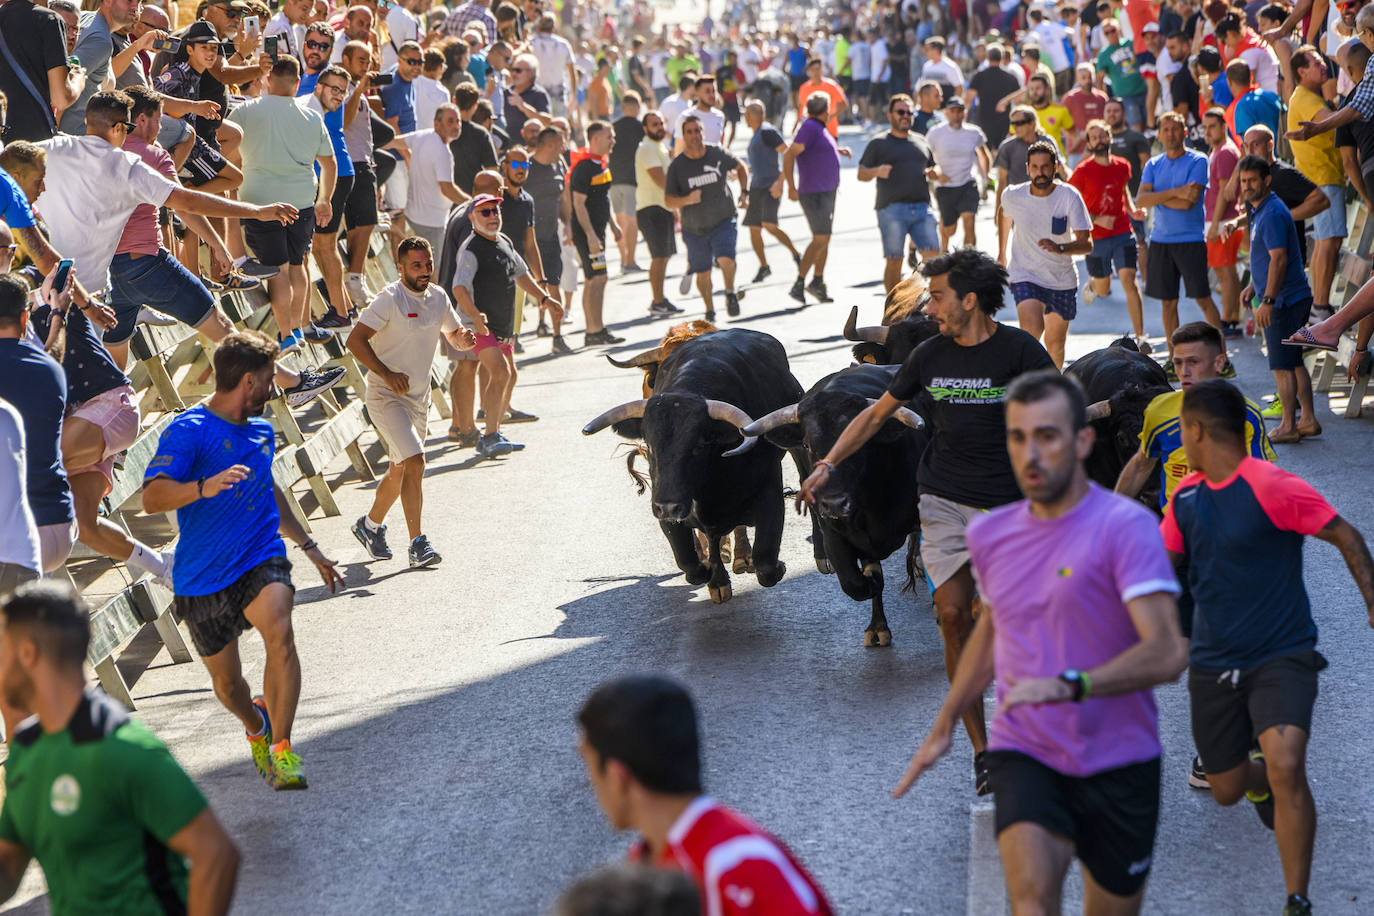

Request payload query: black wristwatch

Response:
[1261,295,1276,306]
[1058,668,1088,702]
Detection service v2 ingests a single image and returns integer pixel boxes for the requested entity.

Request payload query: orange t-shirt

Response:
[796,78,847,137]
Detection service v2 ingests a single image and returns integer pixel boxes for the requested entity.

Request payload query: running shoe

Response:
[752,265,772,284]
[315,310,351,331]
[725,291,741,317]
[974,751,991,796]
[806,278,833,303]
[1220,357,1237,379]
[1189,755,1210,789]
[663,298,685,313]
[1079,281,1097,307]
[505,408,538,423]
[269,741,307,790]
[705,309,716,323]
[351,516,392,560]
[476,432,515,458]
[278,333,300,354]
[1246,747,1275,830]
[345,274,371,310]
[907,245,919,269]
[1262,399,1284,418]
[1222,321,1243,339]
[650,301,677,319]
[1284,894,1313,916]
[1134,337,1153,355]
[301,322,333,343]
[584,329,625,346]
[201,275,225,291]
[408,535,442,568]
[679,272,694,295]
[789,277,807,303]
[283,366,346,408]
[621,262,645,275]
[247,696,274,785]
[221,271,261,291]
[497,431,526,451]
[137,307,178,327]
[447,428,480,447]
[235,257,281,280]
[536,319,552,337]
[551,335,573,355]
[513,338,525,354]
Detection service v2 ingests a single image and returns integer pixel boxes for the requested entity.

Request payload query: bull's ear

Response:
[762,424,805,451]
[610,418,644,439]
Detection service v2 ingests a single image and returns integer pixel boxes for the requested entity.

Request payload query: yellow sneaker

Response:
[269,741,308,791]
[246,697,273,785]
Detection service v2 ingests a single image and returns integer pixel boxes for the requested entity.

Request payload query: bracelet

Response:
[196,476,205,497]
[1079,670,1093,700]
[815,459,835,473]
[299,538,318,552]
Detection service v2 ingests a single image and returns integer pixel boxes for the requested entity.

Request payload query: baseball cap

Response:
[1142,22,1160,33]
[206,0,251,9]
[944,96,966,108]
[470,194,503,210]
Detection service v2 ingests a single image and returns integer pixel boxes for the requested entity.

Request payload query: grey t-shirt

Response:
[993,131,1054,186]
[664,146,740,235]
[525,157,566,241]
[60,10,114,135]
[342,85,374,166]
[747,124,785,190]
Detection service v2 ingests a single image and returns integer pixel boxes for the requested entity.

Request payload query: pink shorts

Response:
[473,331,514,355]
[66,384,139,493]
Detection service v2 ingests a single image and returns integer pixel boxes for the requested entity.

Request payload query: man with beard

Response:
[894,371,1186,916]
[295,23,336,96]
[59,0,147,134]
[636,109,685,316]
[858,93,939,292]
[143,331,344,791]
[999,141,1093,368]
[798,249,1056,797]
[0,582,241,913]
[303,66,357,330]
[666,114,749,321]
[348,238,477,564]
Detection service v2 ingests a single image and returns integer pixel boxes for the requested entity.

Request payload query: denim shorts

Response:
[106,249,218,345]
[1120,92,1148,127]
[1086,232,1138,278]
[1313,185,1347,240]
[877,201,939,258]
[683,219,738,273]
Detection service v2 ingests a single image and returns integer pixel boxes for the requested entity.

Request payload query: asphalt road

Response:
[7,125,1374,915]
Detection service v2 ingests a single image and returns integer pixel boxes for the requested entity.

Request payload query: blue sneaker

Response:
[351,515,393,560]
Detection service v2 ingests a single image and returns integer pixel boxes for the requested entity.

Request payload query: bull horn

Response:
[1084,399,1112,422]
[866,398,924,430]
[740,403,801,438]
[604,347,663,370]
[582,400,648,435]
[705,399,759,457]
[843,306,890,344]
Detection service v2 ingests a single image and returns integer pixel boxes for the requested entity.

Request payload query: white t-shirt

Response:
[0,399,40,575]
[1001,181,1093,290]
[1155,53,1184,114]
[675,106,725,146]
[849,41,871,81]
[660,93,691,139]
[382,5,420,70]
[33,134,176,290]
[922,57,965,90]
[357,280,459,404]
[401,130,455,228]
[1031,21,1072,72]
[649,51,670,89]
[926,122,988,186]
[414,76,451,128]
[263,12,304,59]
[871,39,889,84]
[531,32,575,94]
[738,46,761,83]
[1238,46,1281,96]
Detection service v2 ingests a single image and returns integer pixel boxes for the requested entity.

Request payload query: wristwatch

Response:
[1261,295,1276,306]
[1058,668,1089,702]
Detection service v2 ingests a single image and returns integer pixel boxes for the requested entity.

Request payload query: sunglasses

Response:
[119,120,136,131]
[476,205,501,217]
[1012,118,1035,126]
[507,161,530,170]
[305,39,332,51]
[400,56,422,65]
[893,109,913,116]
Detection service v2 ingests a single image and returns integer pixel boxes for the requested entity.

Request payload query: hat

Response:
[1142,22,1160,33]
[470,194,503,210]
[205,0,250,9]
[943,96,966,108]
[182,20,221,44]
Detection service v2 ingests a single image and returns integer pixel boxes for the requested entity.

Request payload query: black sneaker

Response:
[236,258,280,279]
[705,309,716,323]
[284,365,346,408]
[1189,755,1210,789]
[551,335,573,354]
[1247,748,1275,830]
[315,310,351,330]
[1284,894,1313,916]
[222,271,261,291]
[476,432,515,458]
[301,323,333,343]
[789,277,807,303]
[513,338,525,354]
[1221,357,1237,379]
[447,428,480,447]
[974,751,991,796]
[351,515,392,560]
[725,291,741,317]
[650,301,676,318]
[497,431,526,451]
[807,277,833,303]
[505,408,538,423]
[408,534,442,568]
[536,319,552,337]
[663,298,685,313]
[751,265,771,283]
[907,245,919,269]
[1222,321,1243,339]
[584,329,625,346]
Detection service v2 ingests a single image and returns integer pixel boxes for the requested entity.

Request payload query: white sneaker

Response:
[679,272,694,295]
[137,306,178,326]
[1134,337,1153,355]
[345,274,371,309]
[1080,282,1098,307]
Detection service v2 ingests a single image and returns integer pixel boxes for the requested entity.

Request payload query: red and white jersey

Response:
[631,797,833,916]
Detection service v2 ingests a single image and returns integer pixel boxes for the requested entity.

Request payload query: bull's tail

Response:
[901,531,925,594]
[616,443,652,496]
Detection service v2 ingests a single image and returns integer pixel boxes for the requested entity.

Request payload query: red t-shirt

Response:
[1068,155,1134,240]
[116,136,176,257]
[1060,87,1110,153]
[1206,141,1241,222]
[631,797,834,915]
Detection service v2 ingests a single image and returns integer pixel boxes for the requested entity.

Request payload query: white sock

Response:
[232,255,248,267]
[348,273,363,283]
[363,516,382,532]
[126,542,170,578]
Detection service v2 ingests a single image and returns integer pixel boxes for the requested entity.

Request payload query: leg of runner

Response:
[695,270,714,314]
[998,822,1073,915]
[1119,267,1147,345]
[450,360,479,436]
[200,643,262,735]
[960,209,976,249]
[883,257,903,293]
[749,226,768,272]
[933,567,988,751]
[765,221,801,262]
[1256,724,1316,900]
[1161,298,1181,355]
[242,582,300,745]
[476,347,512,438]
[1042,312,1070,369]
[583,272,609,334]
[1016,298,1047,346]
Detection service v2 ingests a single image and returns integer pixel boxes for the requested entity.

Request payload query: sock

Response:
[347,272,363,282]
[233,255,247,267]
[1245,788,1271,803]
[363,515,382,532]
[270,739,290,754]
[125,541,170,578]
[725,288,736,295]
[246,706,267,739]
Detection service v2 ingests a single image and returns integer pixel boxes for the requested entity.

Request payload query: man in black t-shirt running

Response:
[798,248,1055,796]
[570,121,623,346]
[858,93,940,292]
[664,114,749,321]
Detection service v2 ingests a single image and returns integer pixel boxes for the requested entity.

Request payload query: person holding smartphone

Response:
[61,0,162,134]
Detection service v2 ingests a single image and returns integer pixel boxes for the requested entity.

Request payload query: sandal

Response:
[1298,422,1323,438]
[1270,430,1302,444]
[1281,327,1339,352]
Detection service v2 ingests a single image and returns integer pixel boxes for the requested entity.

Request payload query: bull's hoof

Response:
[864,628,893,648]
[708,582,733,604]
[719,536,732,567]
[816,557,833,574]
[755,562,785,588]
[732,554,754,574]
[682,564,711,586]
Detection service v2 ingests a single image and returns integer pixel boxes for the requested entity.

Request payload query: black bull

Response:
[743,364,929,646]
[582,328,814,604]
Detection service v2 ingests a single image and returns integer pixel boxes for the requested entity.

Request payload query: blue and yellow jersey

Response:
[1140,389,1276,508]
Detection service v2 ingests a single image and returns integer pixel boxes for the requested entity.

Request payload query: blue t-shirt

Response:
[1248,191,1312,309]
[467,52,488,89]
[0,168,36,229]
[787,48,808,77]
[145,406,285,596]
[29,304,129,407]
[1210,75,1233,108]
[1232,88,1282,141]
[297,70,321,97]
[380,68,417,134]
[1140,149,1209,243]
[747,124,784,189]
[0,339,71,526]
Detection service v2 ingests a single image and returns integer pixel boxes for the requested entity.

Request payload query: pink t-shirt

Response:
[1205,141,1241,223]
[968,483,1180,777]
[116,136,176,257]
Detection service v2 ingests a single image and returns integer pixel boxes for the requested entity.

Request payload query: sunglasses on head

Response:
[507,160,530,170]
[476,205,501,217]
[305,39,332,50]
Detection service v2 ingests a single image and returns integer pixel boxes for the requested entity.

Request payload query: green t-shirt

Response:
[1095,40,1146,99]
[227,94,335,208]
[0,691,207,916]
[665,54,702,91]
[834,37,851,77]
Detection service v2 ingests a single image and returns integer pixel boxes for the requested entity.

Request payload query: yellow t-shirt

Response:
[1139,389,1277,508]
[635,137,670,211]
[1034,103,1074,153]
[1288,85,1344,187]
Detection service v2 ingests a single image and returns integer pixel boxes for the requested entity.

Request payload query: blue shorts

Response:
[877,201,939,258]
[106,249,218,345]
[1265,298,1313,370]
[1086,232,1138,278]
[1011,281,1078,320]
[1313,185,1347,240]
[683,219,738,274]
[1120,92,1148,127]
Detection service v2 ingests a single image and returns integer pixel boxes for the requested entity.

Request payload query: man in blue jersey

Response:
[142,332,343,792]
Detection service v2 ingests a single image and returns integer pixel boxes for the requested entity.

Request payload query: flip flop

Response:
[1281,327,1339,352]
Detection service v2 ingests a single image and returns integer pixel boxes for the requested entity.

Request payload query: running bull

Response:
[584,328,807,603]
[842,305,941,367]
[741,363,928,646]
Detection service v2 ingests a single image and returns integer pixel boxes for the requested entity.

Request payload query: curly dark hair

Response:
[920,248,1009,316]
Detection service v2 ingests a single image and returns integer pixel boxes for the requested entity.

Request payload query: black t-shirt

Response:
[858,131,933,208]
[450,121,498,193]
[1110,127,1152,193]
[569,155,612,239]
[1336,101,1374,180]
[888,324,1056,508]
[504,85,550,145]
[0,0,67,143]
[29,304,128,406]
[664,146,741,235]
[610,115,643,186]
[455,231,526,338]
[968,66,1019,142]
[1269,159,1317,261]
[913,110,939,135]
[1170,66,1200,124]
[499,187,535,261]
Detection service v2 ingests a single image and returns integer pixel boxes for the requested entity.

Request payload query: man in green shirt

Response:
[1095,19,1149,130]
[0,582,239,915]
[664,42,702,91]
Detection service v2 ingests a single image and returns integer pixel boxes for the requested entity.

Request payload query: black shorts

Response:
[1264,298,1313,370]
[573,226,608,277]
[174,555,294,657]
[181,136,229,188]
[1190,648,1327,774]
[1145,239,1210,300]
[636,205,677,259]
[535,233,562,285]
[742,190,780,227]
[789,74,806,96]
[724,101,741,123]
[244,208,316,267]
[315,173,353,236]
[935,181,979,226]
[987,750,1160,899]
[345,161,378,229]
[799,189,836,235]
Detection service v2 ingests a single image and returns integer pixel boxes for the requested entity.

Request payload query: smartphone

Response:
[370,71,394,86]
[52,259,74,293]
[264,35,279,62]
[152,37,181,53]
[244,15,259,39]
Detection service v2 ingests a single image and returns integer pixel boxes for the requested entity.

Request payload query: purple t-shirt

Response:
[795,117,840,195]
[968,484,1180,777]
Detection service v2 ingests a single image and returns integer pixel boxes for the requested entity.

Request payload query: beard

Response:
[1091,141,1110,155]
[1031,175,1054,188]
[404,274,430,293]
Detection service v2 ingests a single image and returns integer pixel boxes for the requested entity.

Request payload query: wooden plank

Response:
[297,400,369,478]
[86,590,146,669]
[271,445,312,532]
[104,413,178,514]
